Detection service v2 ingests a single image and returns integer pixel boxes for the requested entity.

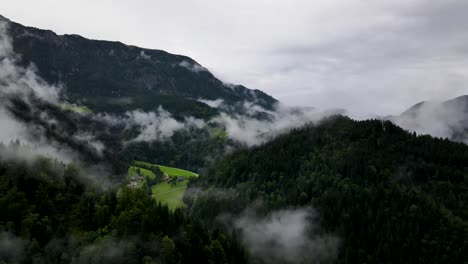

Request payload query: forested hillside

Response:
[0,144,246,264]
[188,116,468,263]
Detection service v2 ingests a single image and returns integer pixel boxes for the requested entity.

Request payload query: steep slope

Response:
[188,116,468,263]
[0,15,280,175]
[392,95,468,143]
[1,15,276,118]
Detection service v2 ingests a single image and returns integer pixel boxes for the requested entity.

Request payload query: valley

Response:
[0,12,467,264]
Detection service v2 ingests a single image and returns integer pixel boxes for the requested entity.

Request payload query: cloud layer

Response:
[0,232,27,263]
[390,96,468,143]
[209,101,344,146]
[0,20,107,167]
[96,107,205,143]
[99,99,342,146]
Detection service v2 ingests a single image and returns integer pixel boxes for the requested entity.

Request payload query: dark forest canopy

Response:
[0,144,247,264]
[188,116,468,263]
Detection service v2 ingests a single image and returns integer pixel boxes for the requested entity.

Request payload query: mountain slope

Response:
[0,15,279,175]
[1,15,276,118]
[392,95,468,143]
[188,116,468,263]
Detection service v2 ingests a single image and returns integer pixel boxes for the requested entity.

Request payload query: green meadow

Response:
[133,161,198,177]
[212,127,228,139]
[156,165,198,177]
[128,166,156,179]
[128,161,198,210]
[59,103,93,114]
[151,181,188,209]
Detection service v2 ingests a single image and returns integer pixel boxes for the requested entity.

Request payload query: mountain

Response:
[0,15,276,118]
[0,15,280,175]
[0,16,260,263]
[188,116,468,263]
[391,95,468,143]
[402,95,468,118]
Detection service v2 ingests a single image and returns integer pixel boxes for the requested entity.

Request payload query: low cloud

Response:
[0,101,79,163]
[38,235,142,264]
[0,19,113,190]
[97,107,206,143]
[390,96,468,143]
[0,19,104,150]
[197,98,224,108]
[184,186,238,202]
[127,108,186,141]
[0,21,60,103]
[75,133,106,156]
[178,60,208,73]
[72,236,137,264]
[212,101,345,146]
[187,189,339,263]
[234,206,339,264]
[138,50,151,59]
[0,107,30,144]
[0,232,27,264]
[104,98,345,146]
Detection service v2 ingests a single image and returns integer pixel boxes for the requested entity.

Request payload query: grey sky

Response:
[2,0,468,118]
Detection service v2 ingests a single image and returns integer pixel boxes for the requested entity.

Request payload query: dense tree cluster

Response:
[189,116,468,263]
[0,144,246,264]
[117,127,235,174]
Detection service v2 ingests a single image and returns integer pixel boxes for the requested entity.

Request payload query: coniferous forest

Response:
[0,144,247,263]
[188,117,468,263]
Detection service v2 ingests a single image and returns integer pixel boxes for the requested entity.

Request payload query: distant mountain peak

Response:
[392,94,468,143]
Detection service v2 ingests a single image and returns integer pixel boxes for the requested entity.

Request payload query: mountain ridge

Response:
[392,95,468,143]
[402,95,468,116]
[0,14,277,117]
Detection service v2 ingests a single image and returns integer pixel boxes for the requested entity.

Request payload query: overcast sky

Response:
[2,0,468,118]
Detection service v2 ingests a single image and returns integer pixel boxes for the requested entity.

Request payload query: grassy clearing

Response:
[129,161,198,210]
[128,166,156,179]
[157,165,198,177]
[133,161,198,177]
[152,182,187,210]
[151,180,188,194]
[212,127,228,139]
[59,103,93,114]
